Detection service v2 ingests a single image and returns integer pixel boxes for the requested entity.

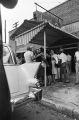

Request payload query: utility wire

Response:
[35,3,63,21]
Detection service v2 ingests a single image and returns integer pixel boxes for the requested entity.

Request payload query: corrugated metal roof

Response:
[29,22,79,47]
[16,43,42,53]
[10,20,43,40]
[15,21,79,53]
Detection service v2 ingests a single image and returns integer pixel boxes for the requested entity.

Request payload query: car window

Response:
[3,46,13,64]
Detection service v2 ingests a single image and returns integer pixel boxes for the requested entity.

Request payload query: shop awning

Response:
[16,43,43,53]
[29,22,79,87]
[30,22,79,48]
[15,22,79,87]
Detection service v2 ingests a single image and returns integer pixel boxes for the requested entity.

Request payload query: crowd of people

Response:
[16,46,73,86]
[16,46,79,86]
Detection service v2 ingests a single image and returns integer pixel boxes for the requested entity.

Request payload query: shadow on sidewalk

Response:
[42,73,79,108]
[40,73,79,119]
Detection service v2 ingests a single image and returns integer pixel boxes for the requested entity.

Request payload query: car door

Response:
[3,45,19,96]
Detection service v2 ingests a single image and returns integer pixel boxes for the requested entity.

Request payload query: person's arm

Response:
[32,53,42,61]
[35,53,42,58]
[74,54,76,63]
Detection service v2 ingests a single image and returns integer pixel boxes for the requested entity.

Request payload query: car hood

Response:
[18,62,41,79]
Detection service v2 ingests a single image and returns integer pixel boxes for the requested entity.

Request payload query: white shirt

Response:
[67,54,71,62]
[59,52,67,63]
[24,50,33,63]
[75,51,79,61]
[52,54,58,64]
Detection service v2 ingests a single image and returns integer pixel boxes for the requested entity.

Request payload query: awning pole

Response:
[44,31,46,87]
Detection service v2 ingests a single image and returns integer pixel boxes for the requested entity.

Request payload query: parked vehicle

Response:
[3,43,42,110]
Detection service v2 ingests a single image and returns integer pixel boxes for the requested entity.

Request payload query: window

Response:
[3,46,13,64]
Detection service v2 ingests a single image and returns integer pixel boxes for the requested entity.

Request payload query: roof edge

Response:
[15,21,45,38]
[48,0,69,13]
[48,22,79,40]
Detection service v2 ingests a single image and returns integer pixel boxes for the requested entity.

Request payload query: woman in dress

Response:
[51,50,58,83]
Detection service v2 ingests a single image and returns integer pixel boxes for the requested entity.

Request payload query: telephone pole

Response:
[5,20,6,43]
[13,21,19,29]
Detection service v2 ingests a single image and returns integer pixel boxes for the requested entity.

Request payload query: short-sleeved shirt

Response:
[51,54,58,64]
[75,51,79,61]
[67,54,72,62]
[58,52,67,63]
[24,50,33,63]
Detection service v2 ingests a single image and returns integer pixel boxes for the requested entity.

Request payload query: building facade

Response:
[9,20,43,53]
[9,28,17,53]
[9,0,79,53]
[33,0,79,37]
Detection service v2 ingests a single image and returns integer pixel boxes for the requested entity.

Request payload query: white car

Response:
[3,43,42,109]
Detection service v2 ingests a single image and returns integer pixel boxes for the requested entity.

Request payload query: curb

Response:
[40,97,79,120]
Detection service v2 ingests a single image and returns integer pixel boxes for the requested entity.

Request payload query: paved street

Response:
[12,101,74,120]
[42,74,79,119]
[11,74,79,120]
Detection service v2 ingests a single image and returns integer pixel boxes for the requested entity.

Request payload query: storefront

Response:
[29,22,79,86]
[11,21,79,86]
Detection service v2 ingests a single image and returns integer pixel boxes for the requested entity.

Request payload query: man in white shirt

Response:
[24,46,34,63]
[51,50,58,82]
[58,48,67,82]
[74,47,79,84]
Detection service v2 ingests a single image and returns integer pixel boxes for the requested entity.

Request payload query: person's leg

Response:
[64,64,67,82]
[65,62,70,82]
[53,74,56,83]
[47,75,51,85]
[57,68,60,80]
[60,65,63,82]
[51,74,55,83]
[75,62,79,84]
[66,62,69,79]
[61,63,67,83]
[69,61,71,74]
[75,63,78,83]
[47,75,49,85]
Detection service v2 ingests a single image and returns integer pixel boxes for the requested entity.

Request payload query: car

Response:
[3,43,42,111]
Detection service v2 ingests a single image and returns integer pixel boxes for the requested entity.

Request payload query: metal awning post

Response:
[0,5,3,60]
[44,31,47,87]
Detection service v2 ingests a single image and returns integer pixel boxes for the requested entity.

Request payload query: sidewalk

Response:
[41,74,79,120]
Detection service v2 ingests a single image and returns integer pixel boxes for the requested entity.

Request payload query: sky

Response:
[1,0,67,43]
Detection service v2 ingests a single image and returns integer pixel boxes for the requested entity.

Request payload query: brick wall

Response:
[33,0,79,26]
[49,0,79,25]
[33,0,79,38]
